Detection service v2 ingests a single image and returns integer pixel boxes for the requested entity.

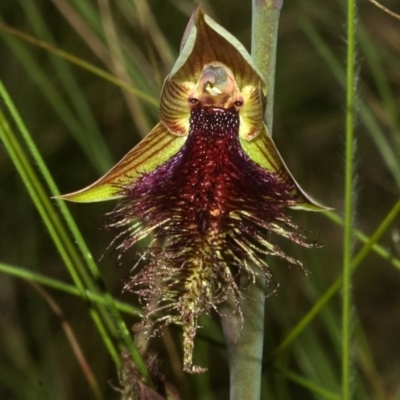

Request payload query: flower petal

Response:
[240,125,329,211]
[56,122,186,202]
[171,8,264,89]
[160,8,266,140]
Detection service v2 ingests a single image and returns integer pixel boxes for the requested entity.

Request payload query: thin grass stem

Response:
[275,367,341,400]
[0,107,121,367]
[0,262,141,316]
[220,2,283,399]
[0,84,152,384]
[19,0,114,171]
[301,18,400,188]
[342,0,357,397]
[0,21,158,106]
[271,199,400,359]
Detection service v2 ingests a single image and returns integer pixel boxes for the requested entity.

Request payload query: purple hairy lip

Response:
[112,106,306,268]
[110,105,312,372]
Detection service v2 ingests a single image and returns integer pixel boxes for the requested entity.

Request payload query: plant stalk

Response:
[252,0,283,134]
[342,0,357,398]
[220,1,282,399]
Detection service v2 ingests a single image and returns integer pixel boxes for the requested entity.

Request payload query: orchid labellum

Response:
[58,8,326,373]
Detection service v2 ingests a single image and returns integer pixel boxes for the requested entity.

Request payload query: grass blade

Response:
[342,0,357,397]
[0,82,152,384]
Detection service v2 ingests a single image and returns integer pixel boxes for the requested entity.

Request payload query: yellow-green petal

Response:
[160,8,267,137]
[240,125,329,211]
[56,122,186,202]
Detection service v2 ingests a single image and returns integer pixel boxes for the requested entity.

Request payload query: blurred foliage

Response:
[1,0,400,399]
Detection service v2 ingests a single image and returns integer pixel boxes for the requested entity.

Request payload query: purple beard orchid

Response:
[58,8,327,373]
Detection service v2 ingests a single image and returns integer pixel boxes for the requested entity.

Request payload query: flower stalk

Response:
[220,1,283,399]
[251,0,283,134]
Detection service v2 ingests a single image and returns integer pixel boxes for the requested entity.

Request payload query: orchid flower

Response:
[58,7,326,373]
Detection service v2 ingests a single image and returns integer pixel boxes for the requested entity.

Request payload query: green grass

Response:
[1,0,400,399]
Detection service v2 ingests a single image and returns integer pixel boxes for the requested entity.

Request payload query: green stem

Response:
[221,277,266,400]
[220,1,282,399]
[342,0,357,398]
[251,0,282,134]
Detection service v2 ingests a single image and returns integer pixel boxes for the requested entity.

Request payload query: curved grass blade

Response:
[0,262,142,316]
[270,200,400,359]
[300,18,400,188]
[18,0,114,172]
[342,0,357,397]
[0,105,121,367]
[0,21,158,107]
[0,82,152,385]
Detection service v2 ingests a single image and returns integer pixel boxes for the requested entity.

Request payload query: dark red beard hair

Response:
[107,105,315,371]
[112,105,307,264]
